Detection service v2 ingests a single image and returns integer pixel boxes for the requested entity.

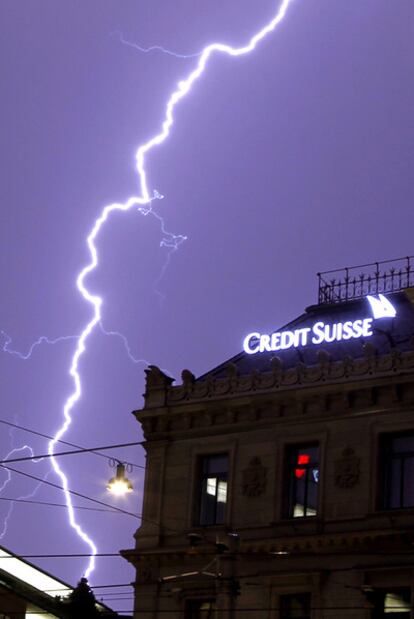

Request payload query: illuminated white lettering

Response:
[324,323,337,343]
[362,318,373,336]
[271,332,282,351]
[242,294,394,354]
[243,332,260,355]
[280,330,295,350]
[259,334,272,353]
[342,321,353,340]
[353,319,363,338]
[298,328,311,345]
[312,322,325,345]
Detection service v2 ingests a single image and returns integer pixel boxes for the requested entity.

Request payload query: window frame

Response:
[185,598,216,619]
[197,453,229,527]
[369,587,411,618]
[278,592,312,619]
[283,443,320,519]
[379,431,414,510]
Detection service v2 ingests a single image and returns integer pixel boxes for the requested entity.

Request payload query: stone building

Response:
[123,259,414,618]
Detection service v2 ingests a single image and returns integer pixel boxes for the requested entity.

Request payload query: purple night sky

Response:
[1,0,413,614]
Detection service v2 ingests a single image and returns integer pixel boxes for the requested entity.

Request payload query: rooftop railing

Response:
[317,256,414,305]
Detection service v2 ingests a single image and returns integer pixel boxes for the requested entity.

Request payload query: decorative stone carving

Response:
[317,349,331,381]
[181,370,195,386]
[343,355,354,377]
[162,347,414,406]
[296,362,306,383]
[241,457,267,497]
[145,365,174,390]
[270,356,283,374]
[334,448,360,489]
[363,342,376,358]
[226,363,238,378]
[317,349,331,365]
[181,369,195,391]
[390,347,402,370]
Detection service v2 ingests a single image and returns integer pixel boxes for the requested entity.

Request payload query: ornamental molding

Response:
[334,448,360,489]
[146,346,414,406]
[241,457,268,497]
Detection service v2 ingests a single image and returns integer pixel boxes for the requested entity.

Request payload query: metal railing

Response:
[317,256,414,305]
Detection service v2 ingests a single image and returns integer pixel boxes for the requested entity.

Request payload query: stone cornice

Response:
[140,345,414,406]
[166,347,414,405]
[134,347,414,439]
[121,528,412,568]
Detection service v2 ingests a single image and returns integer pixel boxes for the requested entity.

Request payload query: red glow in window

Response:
[295,453,310,478]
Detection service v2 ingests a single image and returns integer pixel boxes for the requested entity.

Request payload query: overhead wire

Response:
[0,441,145,466]
[3,549,414,560]
[0,463,139,519]
[0,607,407,616]
[0,495,129,513]
[0,462,183,533]
[0,418,145,468]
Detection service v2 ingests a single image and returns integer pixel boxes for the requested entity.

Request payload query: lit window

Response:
[285,445,319,518]
[381,433,414,509]
[280,593,311,619]
[199,454,228,526]
[370,588,410,618]
[185,599,215,619]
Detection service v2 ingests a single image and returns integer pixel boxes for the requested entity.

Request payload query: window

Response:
[381,432,414,509]
[370,588,411,618]
[280,593,311,619]
[199,454,228,526]
[285,445,319,518]
[185,599,215,619]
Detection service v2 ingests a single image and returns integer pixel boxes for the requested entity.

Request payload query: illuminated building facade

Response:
[123,257,414,618]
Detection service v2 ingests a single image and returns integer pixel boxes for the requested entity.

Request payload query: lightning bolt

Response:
[41,0,295,579]
[113,30,202,59]
[0,444,47,540]
[1,326,146,367]
[145,198,187,301]
[1,331,78,361]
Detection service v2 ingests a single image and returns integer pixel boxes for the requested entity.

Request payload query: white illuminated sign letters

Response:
[243,295,397,355]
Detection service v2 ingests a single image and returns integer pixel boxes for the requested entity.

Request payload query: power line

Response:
[41,583,133,592]
[2,553,126,559]
[0,463,139,519]
[89,582,134,589]
[0,441,145,467]
[0,462,182,534]
[4,549,414,560]
[0,608,408,616]
[0,418,145,469]
[0,495,127,514]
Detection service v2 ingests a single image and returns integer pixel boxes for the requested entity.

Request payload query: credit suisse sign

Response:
[243,294,397,355]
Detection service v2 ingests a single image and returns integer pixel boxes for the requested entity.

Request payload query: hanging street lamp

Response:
[107,460,133,496]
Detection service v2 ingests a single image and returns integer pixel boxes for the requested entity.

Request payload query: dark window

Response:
[280,593,311,619]
[199,454,228,526]
[370,588,410,618]
[285,445,319,518]
[185,599,215,619]
[381,433,414,509]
